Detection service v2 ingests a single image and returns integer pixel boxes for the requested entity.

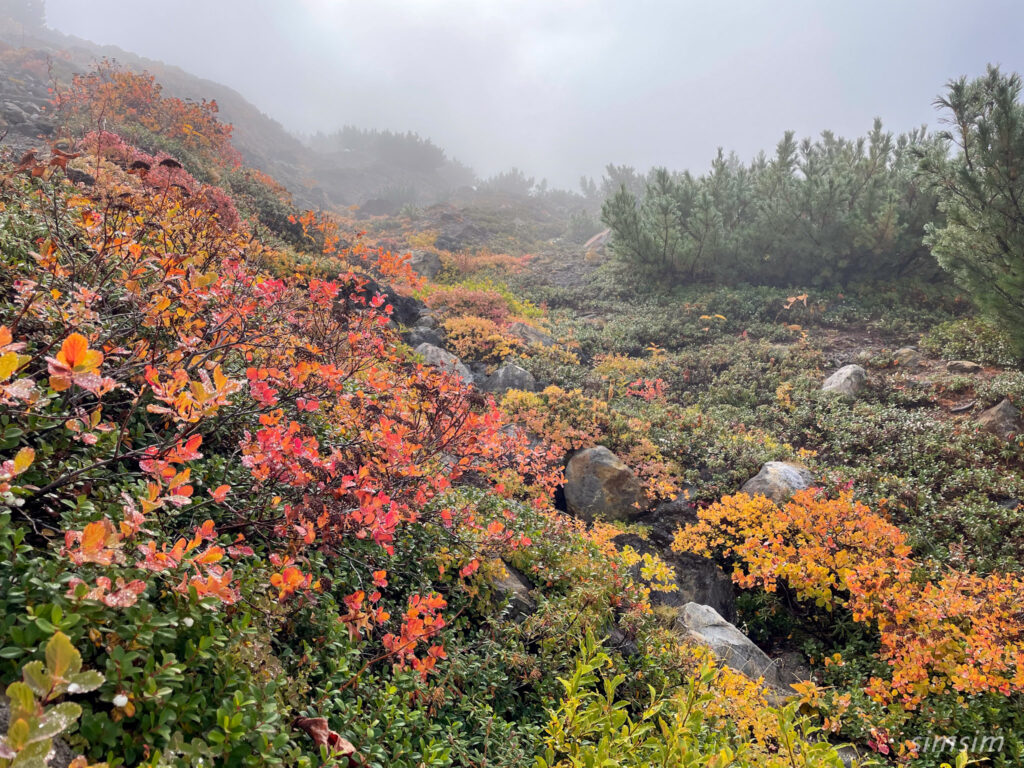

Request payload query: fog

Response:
[44,0,1024,188]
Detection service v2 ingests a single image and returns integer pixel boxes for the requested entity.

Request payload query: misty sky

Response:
[44,0,1024,188]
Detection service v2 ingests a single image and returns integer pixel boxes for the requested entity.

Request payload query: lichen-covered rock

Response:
[414,343,472,383]
[740,461,813,503]
[976,398,1022,440]
[403,325,444,348]
[822,364,866,397]
[563,446,642,522]
[481,363,536,394]
[947,360,983,374]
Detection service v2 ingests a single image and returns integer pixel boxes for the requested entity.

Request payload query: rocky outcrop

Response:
[822,364,866,398]
[976,398,1022,440]
[947,360,983,374]
[740,461,813,503]
[414,343,472,383]
[480,363,537,394]
[508,321,555,348]
[407,250,442,279]
[675,603,797,690]
[563,447,642,522]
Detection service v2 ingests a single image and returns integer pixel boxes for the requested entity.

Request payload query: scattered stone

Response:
[740,461,813,503]
[490,560,536,622]
[414,343,472,383]
[407,249,442,279]
[893,347,925,369]
[563,446,642,522]
[976,398,1022,440]
[480,363,536,394]
[822,364,866,398]
[674,603,793,689]
[947,360,983,374]
[508,321,555,348]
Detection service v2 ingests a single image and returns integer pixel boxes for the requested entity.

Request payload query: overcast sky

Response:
[44,0,1024,187]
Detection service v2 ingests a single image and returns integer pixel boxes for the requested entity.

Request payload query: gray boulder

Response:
[675,602,793,689]
[508,321,555,348]
[403,326,444,348]
[976,398,1022,440]
[481,363,537,394]
[947,360,983,374]
[407,250,442,280]
[564,446,642,522]
[740,461,813,503]
[893,347,925,369]
[414,343,472,383]
[822,364,866,398]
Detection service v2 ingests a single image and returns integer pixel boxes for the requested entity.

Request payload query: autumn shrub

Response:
[56,59,242,177]
[440,316,521,363]
[674,489,1024,764]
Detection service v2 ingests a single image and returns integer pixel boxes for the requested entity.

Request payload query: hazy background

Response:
[44,0,1024,187]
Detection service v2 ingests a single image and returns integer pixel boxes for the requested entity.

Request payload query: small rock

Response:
[508,321,555,348]
[490,560,536,622]
[407,249,442,279]
[481,363,537,394]
[822,364,866,398]
[947,360,983,374]
[563,446,642,522]
[976,398,1022,440]
[414,343,472,383]
[740,461,813,503]
[893,347,925,369]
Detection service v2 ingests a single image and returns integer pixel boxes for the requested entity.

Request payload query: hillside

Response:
[0,29,1022,768]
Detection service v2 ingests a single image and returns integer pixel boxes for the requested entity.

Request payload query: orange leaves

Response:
[674,489,1024,708]
[47,333,114,396]
[382,593,447,680]
[145,365,242,423]
[270,565,313,601]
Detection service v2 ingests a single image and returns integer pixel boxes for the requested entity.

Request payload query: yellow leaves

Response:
[12,447,34,475]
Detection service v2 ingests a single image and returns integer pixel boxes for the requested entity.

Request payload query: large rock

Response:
[976,398,1022,440]
[481,363,537,394]
[508,321,555,348]
[675,603,793,689]
[947,360,983,374]
[414,343,472,383]
[407,250,442,280]
[564,447,642,522]
[612,532,735,621]
[334,274,423,326]
[822,364,866,398]
[740,461,813,503]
